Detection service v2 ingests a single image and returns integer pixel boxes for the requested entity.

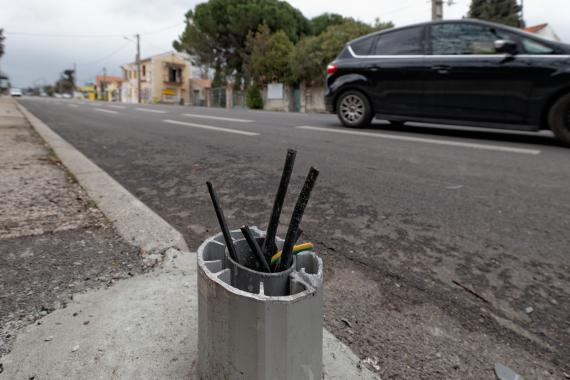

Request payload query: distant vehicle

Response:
[54,93,63,98]
[325,19,570,146]
[62,93,72,99]
[9,88,22,97]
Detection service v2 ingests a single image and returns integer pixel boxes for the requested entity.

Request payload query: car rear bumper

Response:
[324,89,335,113]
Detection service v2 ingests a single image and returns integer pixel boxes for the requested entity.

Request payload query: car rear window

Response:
[350,36,375,55]
[374,26,424,55]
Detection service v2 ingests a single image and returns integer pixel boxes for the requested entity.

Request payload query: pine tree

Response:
[468,0,522,28]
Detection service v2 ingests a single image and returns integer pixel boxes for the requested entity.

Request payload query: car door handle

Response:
[431,65,451,74]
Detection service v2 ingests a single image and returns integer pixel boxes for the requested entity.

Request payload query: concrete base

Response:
[0,251,379,380]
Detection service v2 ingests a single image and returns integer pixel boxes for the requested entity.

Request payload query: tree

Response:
[246,84,263,109]
[0,29,5,59]
[289,19,392,85]
[309,13,344,36]
[43,85,55,97]
[54,69,75,94]
[244,24,294,84]
[173,0,310,81]
[469,0,522,27]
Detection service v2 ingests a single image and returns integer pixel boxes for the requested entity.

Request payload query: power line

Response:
[140,22,184,36]
[76,41,132,66]
[5,31,123,39]
[5,22,184,39]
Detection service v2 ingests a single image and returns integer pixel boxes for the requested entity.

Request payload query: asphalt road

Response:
[18,97,570,378]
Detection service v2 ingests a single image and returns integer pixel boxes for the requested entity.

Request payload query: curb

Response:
[17,103,189,255]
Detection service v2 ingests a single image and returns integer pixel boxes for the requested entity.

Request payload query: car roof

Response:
[348,18,567,49]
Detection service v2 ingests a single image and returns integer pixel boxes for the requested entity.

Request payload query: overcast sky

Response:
[1,0,568,88]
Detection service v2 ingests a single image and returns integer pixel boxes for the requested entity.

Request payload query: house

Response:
[96,75,123,102]
[121,51,191,104]
[524,23,560,42]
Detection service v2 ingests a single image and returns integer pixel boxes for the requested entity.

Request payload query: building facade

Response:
[96,75,123,102]
[121,51,191,104]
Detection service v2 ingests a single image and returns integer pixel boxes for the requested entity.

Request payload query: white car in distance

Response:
[10,88,23,97]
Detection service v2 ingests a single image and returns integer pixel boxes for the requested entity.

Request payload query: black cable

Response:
[276,167,319,272]
[240,226,271,273]
[206,181,239,263]
[262,149,296,260]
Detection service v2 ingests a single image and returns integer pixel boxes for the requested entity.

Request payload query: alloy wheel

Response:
[340,94,365,123]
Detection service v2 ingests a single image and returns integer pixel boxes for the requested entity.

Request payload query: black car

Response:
[325,19,570,146]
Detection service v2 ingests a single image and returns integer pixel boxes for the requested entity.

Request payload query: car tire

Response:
[548,93,570,147]
[336,90,373,128]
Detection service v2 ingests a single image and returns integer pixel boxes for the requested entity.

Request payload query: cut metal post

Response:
[197,228,323,380]
[262,149,296,260]
[206,181,239,263]
[277,167,319,271]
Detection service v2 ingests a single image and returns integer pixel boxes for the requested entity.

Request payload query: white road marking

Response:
[108,105,126,109]
[182,113,253,123]
[296,126,541,155]
[136,107,167,114]
[163,119,259,136]
[94,108,118,114]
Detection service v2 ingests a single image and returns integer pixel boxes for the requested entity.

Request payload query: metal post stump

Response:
[197,227,323,380]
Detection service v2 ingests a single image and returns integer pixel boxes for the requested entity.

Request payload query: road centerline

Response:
[162,119,259,136]
[94,108,118,114]
[182,113,253,123]
[136,108,167,114]
[296,126,541,155]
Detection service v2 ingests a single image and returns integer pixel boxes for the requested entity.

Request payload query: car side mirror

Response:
[494,39,518,55]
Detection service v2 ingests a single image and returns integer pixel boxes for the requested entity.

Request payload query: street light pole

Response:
[136,33,142,103]
[103,67,107,101]
[432,0,444,21]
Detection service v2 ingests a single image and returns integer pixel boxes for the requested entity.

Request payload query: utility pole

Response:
[103,67,107,101]
[73,63,77,91]
[136,33,142,104]
[432,0,444,21]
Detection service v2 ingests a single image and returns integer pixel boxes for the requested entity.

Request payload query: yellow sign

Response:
[162,89,175,95]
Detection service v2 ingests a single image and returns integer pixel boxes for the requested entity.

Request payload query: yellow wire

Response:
[271,243,314,265]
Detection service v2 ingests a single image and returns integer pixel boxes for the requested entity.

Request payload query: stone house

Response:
[121,51,191,104]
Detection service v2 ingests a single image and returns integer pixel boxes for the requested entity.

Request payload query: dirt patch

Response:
[322,251,565,379]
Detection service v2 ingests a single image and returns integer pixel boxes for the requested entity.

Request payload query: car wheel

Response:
[548,93,570,147]
[336,91,373,128]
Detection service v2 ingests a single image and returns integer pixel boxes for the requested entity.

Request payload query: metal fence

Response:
[206,87,226,108]
[203,87,247,109]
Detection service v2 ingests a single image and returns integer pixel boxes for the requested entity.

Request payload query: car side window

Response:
[522,38,554,54]
[351,36,375,55]
[373,26,424,55]
[431,23,508,55]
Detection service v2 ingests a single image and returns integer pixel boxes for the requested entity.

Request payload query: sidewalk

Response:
[0,98,379,379]
[0,97,142,358]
